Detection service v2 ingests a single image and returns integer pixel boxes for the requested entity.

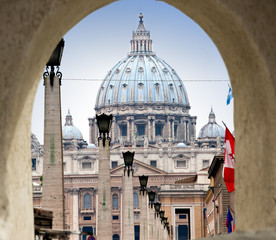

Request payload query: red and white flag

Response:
[223,127,235,192]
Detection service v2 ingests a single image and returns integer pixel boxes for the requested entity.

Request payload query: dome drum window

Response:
[155,124,163,137]
[122,83,127,88]
[138,82,144,89]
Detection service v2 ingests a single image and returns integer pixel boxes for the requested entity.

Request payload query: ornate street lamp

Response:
[44,38,65,86]
[167,225,170,235]
[154,202,161,216]
[96,113,113,146]
[139,175,148,195]
[162,217,168,228]
[148,191,155,208]
[159,210,165,219]
[123,151,135,177]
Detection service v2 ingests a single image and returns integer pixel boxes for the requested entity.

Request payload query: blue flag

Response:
[227,86,233,105]
[225,208,233,233]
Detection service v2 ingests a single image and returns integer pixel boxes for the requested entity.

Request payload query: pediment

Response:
[110,159,167,176]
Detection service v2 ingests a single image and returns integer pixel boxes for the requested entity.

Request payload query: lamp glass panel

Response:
[139,175,148,188]
[148,191,155,202]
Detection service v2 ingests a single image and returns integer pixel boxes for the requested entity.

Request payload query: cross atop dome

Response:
[139,13,143,23]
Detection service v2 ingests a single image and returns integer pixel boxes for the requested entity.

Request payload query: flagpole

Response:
[222,121,227,128]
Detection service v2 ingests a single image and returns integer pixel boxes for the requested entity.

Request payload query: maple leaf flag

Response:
[223,127,235,192]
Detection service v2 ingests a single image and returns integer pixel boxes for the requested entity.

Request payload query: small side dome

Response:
[62,110,83,140]
[198,108,225,139]
[177,142,186,148]
[87,143,96,149]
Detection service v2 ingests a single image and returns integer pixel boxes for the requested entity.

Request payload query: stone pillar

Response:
[167,116,171,139]
[122,173,135,240]
[127,117,131,142]
[112,118,116,143]
[95,189,98,236]
[156,215,160,240]
[139,192,148,240]
[72,189,79,240]
[171,119,175,141]
[147,116,151,141]
[185,120,188,143]
[152,117,156,142]
[148,206,155,240]
[191,117,197,138]
[42,75,65,230]
[130,117,134,142]
[187,120,190,143]
[97,138,112,240]
[89,118,93,144]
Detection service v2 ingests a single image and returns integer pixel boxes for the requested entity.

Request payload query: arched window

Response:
[112,194,119,209]
[83,193,91,209]
[133,192,139,208]
[113,234,120,240]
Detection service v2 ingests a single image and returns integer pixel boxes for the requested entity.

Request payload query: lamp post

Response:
[96,113,113,240]
[154,202,161,216]
[148,191,156,239]
[42,39,65,230]
[148,191,155,208]
[139,175,149,240]
[154,202,161,240]
[122,151,135,240]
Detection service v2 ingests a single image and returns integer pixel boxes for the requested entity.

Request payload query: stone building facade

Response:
[32,14,225,240]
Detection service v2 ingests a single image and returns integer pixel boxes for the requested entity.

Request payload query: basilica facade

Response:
[32,14,225,240]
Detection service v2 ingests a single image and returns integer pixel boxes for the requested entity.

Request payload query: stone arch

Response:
[1,0,276,239]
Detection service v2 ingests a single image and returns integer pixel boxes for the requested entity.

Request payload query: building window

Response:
[113,215,119,220]
[113,234,120,240]
[137,125,145,136]
[82,162,92,170]
[176,160,187,168]
[133,192,139,208]
[83,193,91,209]
[121,125,127,136]
[82,226,93,239]
[84,216,91,221]
[134,225,140,240]
[203,160,209,168]
[150,160,157,168]
[179,214,187,219]
[112,194,119,209]
[155,125,163,136]
[32,158,36,171]
[63,162,66,171]
[112,161,118,169]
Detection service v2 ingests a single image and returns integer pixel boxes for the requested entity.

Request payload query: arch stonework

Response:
[0,0,275,239]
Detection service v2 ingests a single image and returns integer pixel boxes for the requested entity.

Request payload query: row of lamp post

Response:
[96,113,170,240]
[138,175,171,240]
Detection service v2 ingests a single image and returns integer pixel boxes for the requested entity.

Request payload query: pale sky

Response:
[31,0,234,144]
